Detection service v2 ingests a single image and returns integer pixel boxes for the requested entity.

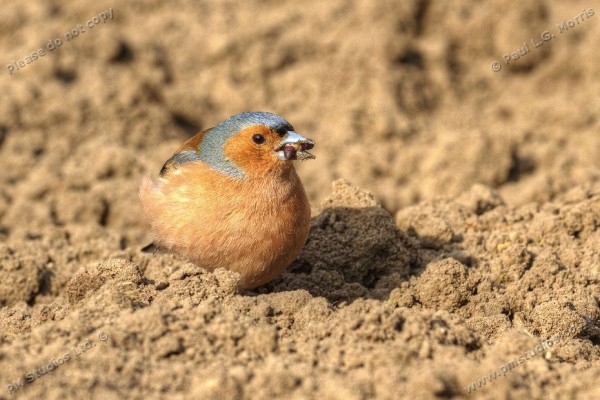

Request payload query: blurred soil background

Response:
[0,0,599,399]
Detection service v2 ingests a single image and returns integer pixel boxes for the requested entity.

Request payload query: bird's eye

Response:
[252,134,266,145]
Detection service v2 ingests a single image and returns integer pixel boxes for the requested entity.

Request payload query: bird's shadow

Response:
[249,206,421,303]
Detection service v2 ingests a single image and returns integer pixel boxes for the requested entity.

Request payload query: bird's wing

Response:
[159,127,212,175]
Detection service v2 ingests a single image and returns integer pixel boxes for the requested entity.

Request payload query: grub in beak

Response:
[276,131,315,161]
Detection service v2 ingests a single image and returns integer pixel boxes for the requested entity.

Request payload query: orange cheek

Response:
[223,127,279,175]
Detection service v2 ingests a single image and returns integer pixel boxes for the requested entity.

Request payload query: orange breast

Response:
[139,161,311,288]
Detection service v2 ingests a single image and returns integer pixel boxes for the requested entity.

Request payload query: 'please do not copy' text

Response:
[6,8,114,75]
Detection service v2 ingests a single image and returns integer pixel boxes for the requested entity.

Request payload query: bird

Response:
[139,111,315,288]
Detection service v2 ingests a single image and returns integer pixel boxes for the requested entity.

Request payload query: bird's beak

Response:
[275,131,315,161]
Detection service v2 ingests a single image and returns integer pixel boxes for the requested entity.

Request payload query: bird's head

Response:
[198,112,315,179]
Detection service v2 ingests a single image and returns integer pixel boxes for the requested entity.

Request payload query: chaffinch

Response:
[139,111,315,288]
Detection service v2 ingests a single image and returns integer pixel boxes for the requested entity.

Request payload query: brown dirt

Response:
[1,0,599,399]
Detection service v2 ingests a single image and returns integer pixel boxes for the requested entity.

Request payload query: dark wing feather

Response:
[141,242,158,253]
[159,127,212,175]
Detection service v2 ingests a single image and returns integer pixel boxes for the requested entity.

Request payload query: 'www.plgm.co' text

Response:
[465,324,580,394]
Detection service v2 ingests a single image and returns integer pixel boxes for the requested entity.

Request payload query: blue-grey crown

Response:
[216,112,294,136]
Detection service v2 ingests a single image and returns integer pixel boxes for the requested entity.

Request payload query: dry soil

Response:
[0,0,599,399]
